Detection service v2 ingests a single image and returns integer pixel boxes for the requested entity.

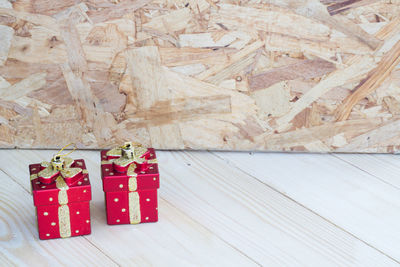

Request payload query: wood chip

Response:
[249,59,335,91]
[335,40,400,121]
[0,1,400,152]
[0,25,13,66]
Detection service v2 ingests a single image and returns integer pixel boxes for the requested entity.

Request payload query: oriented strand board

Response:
[0,0,400,152]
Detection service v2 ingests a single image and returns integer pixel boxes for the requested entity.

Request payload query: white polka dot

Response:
[49,197,53,202]
[145,217,149,220]
[32,167,36,171]
[46,233,50,237]
[150,166,154,169]
[78,181,82,185]
[84,178,88,181]
[86,220,90,223]
[36,181,40,184]
[75,230,79,233]
[119,184,123,188]
[146,198,150,202]
[109,172,114,175]
[114,198,119,202]
[141,171,145,174]
[121,208,126,212]
[83,190,87,193]
[41,186,46,189]
[43,212,49,216]
[105,168,109,171]
[76,211,80,215]
[116,219,120,223]
[51,222,56,226]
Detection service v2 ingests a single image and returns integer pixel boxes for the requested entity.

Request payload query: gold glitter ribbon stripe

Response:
[55,176,71,238]
[128,192,141,224]
[127,163,138,191]
[58,205,71,238]
[127,164,140,224]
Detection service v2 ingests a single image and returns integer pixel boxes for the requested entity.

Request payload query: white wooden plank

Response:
[214,151,400,262]
[0,169,118,266]
[0,149,256,267]
[2,149,398,266]
[154,151,396,266]
[334,154,400,189]
[77,150,256,267]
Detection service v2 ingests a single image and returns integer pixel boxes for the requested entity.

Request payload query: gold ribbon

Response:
[55,176,71,238]
[106,142,148,167]
[127,164,140,224]
[31,172,72,237]
[56,176,69,205]
[103,142,155,225]
[58,205,71,238]
[34,144,80,238]
[147,158,158,164]
[38,157,82,181]
[128,192,141,224]
[127,163,138,192]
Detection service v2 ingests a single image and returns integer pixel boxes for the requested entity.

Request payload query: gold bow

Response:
[106,142,148,168]
[34,143,82,238]
[37,144,82,184]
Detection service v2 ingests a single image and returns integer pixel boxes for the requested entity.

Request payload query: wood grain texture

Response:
[1,149,400,266]
[0,169,118,266]
[215,151,400,262]
[157,151,398,266]
[0,149,256,266]
[334,153,400,189]
[1,1,400,152]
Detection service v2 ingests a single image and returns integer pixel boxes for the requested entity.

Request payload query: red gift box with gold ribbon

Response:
[100,142,159,225]
[29,155,91,240]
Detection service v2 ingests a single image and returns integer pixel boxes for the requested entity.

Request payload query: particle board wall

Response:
[0,0,400,152]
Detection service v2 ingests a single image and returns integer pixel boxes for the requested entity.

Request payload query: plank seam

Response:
[333,154,400,191]
[0,167,30,194]
[160,196,262,267]
[82,237,121,267]
[0,167,120,264]
[9,151,256,266]
[211,152,400,264]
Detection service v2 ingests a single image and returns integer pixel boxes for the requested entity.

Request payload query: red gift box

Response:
[29,157,91,240]
[100,143,159,225]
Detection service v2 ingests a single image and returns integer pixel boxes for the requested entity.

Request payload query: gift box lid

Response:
[30,159,92,207]
[101,148,159,192]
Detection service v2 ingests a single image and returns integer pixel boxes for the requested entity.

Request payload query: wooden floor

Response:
[0,149,399,266]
